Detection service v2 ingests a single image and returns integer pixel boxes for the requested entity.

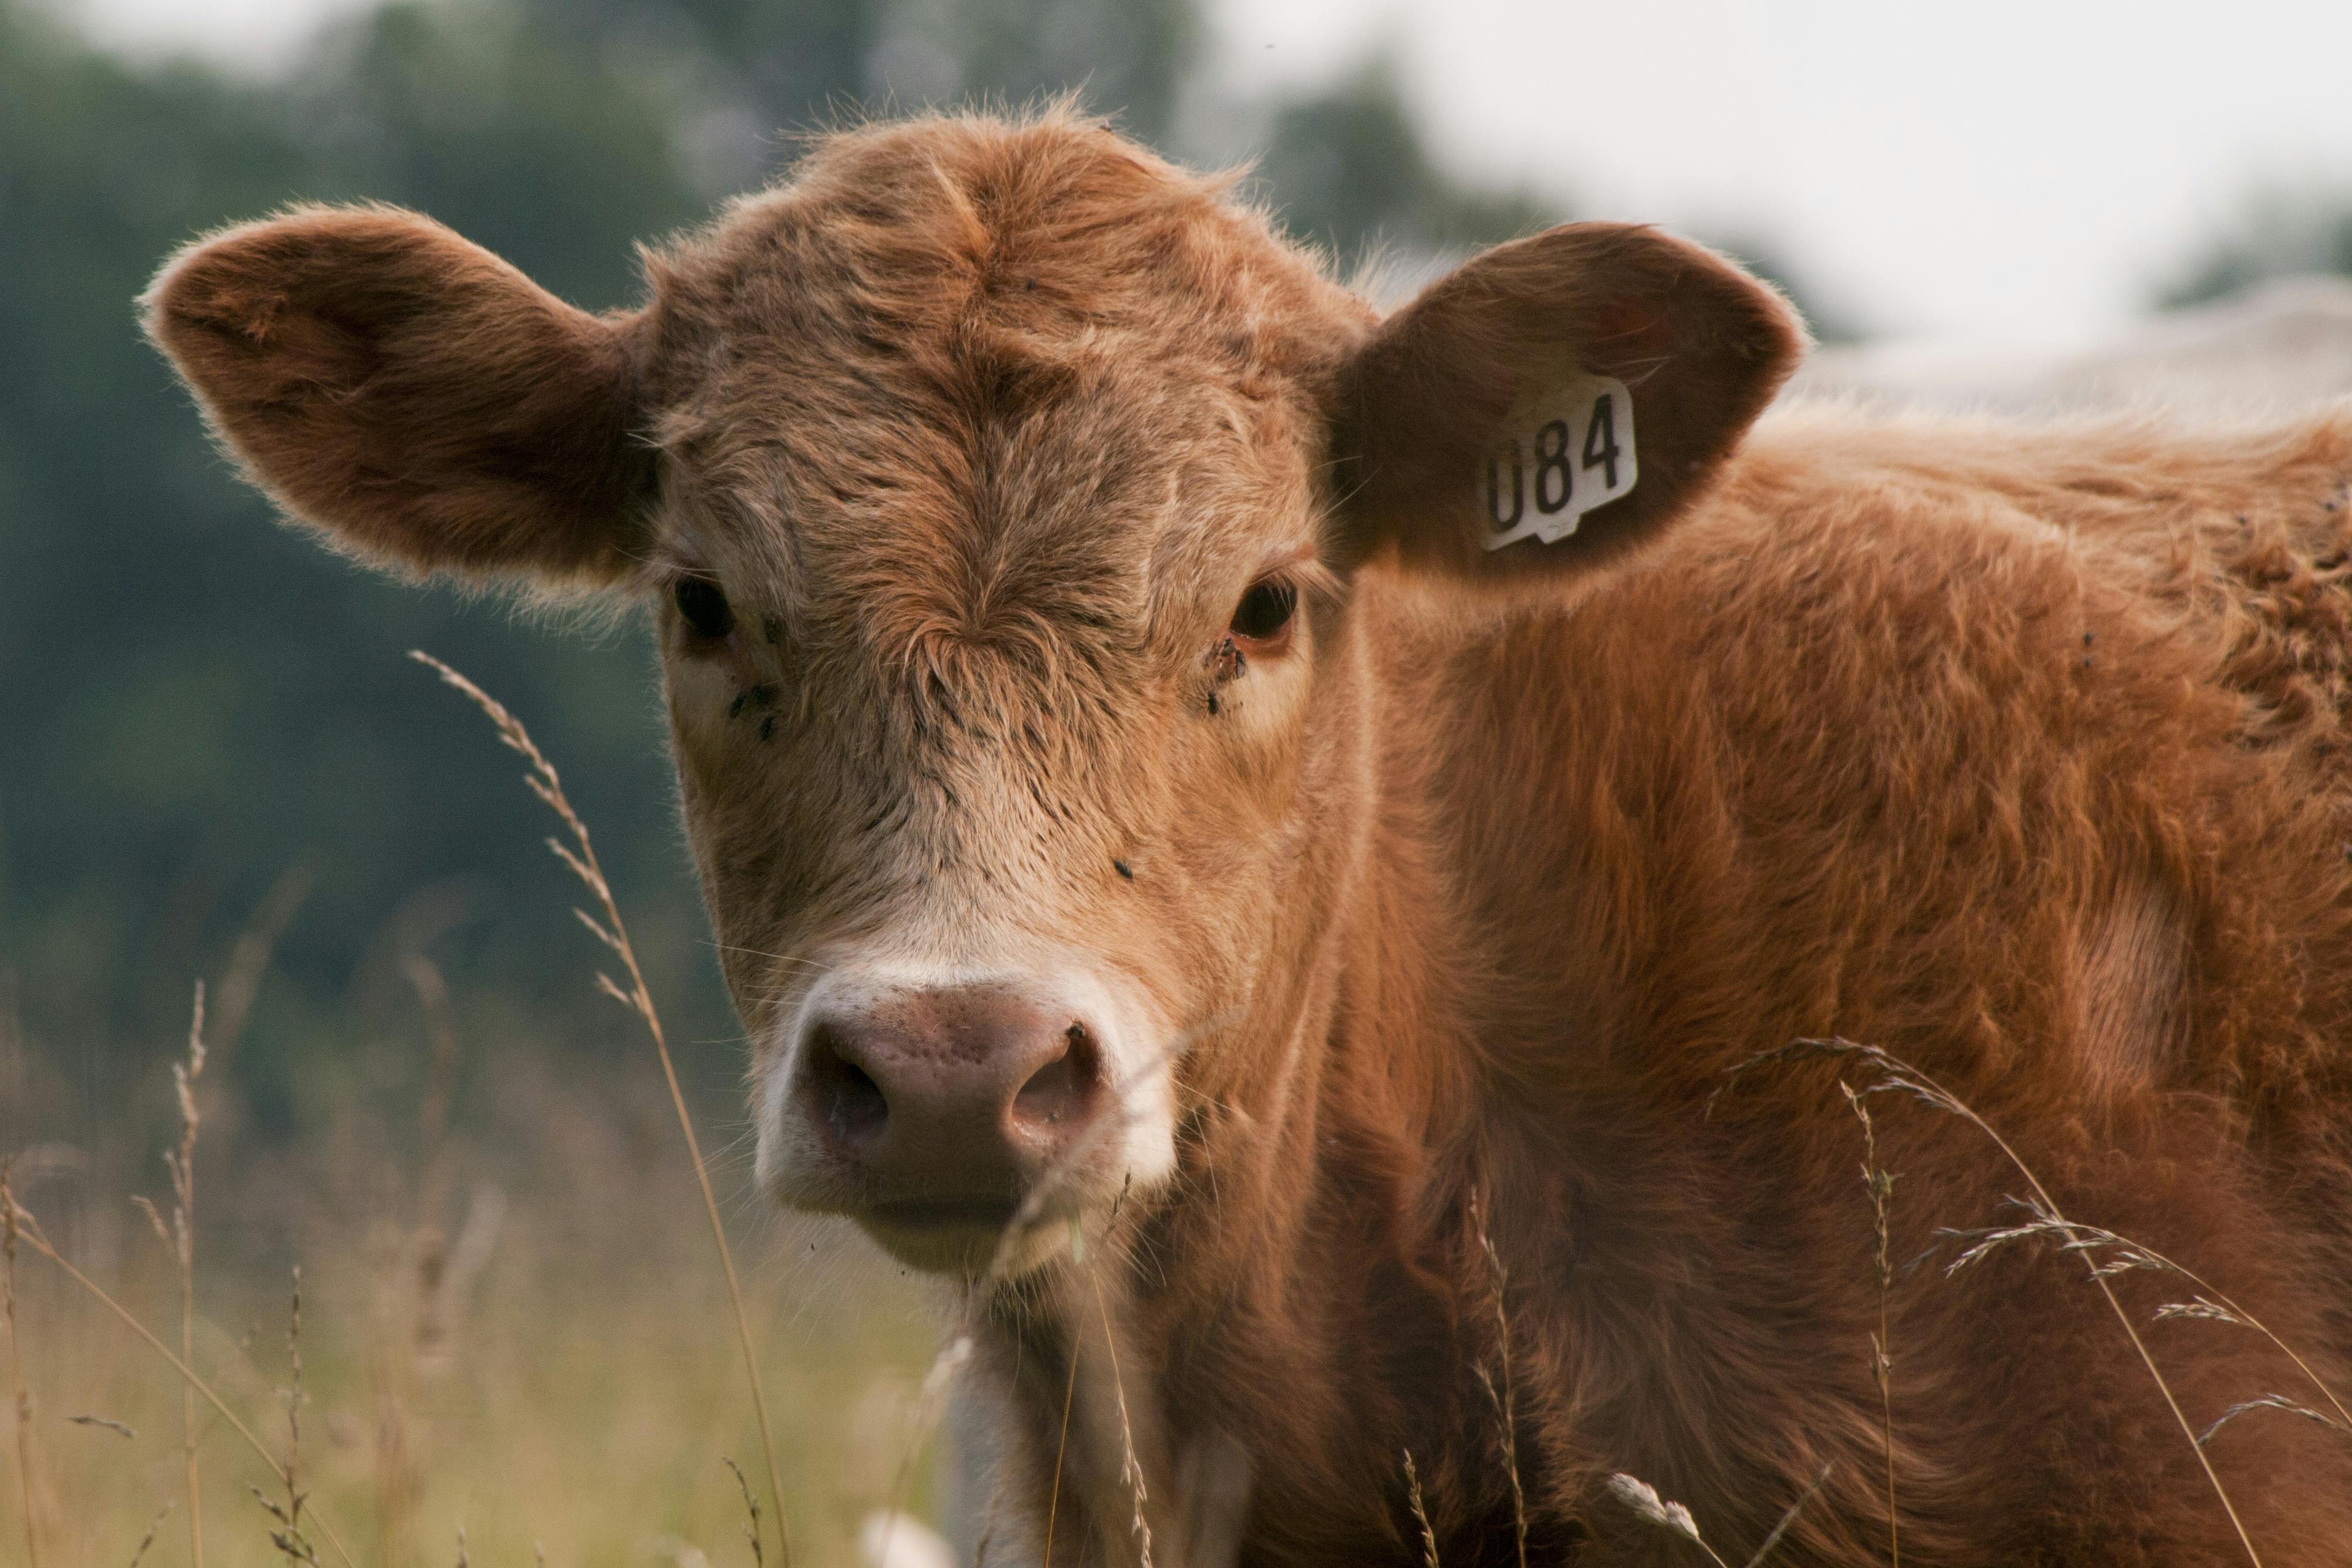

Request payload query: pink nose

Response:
[795,983,1105,1227]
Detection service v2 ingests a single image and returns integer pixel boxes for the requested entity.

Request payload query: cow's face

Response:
[144,115,1801,1278]
[641,163,1354,1271]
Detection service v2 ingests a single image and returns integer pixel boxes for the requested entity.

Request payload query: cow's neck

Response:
[1084,586,1521,1547]
[975,585,1544,1560]
[1165,577,1488,1284]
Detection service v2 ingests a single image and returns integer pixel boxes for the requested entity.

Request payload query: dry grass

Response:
[16,663,2352,1568]
[1721,1037,2352,1568]
[0,657,951,1566]
[409,651,793,1567]
[6,1161,363,1566]
[0,1041,943,1567]
[1083,1267,1152,1568]
[254,1265,315,1563]
[1401,1450,1438,1568]
[1608,1466,1833,1568]
[1839,1082,1898,1566]
[1468,1188,1527,1568]
[4,1158,42,1568]
[162,987,207,1568]
[1041,1308,1081,1567]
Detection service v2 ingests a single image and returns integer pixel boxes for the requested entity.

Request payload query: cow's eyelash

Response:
[1264,556,1340,608]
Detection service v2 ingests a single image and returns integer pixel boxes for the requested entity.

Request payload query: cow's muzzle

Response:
[785,977,1112,1270]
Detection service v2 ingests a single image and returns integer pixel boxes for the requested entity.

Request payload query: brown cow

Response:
[144,110,2352,1564]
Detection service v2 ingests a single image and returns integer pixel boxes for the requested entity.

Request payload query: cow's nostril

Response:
[833,1060,887,1136]
[803,1028,889,1145]
[1012,1022,1101,1134]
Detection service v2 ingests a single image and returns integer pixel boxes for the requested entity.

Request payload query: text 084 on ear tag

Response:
[1480,371,1637,550]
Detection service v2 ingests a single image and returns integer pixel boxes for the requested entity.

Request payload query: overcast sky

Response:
[59,0,2352,343]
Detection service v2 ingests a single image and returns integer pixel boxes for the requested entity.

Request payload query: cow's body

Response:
[945,408,2352,1565]
[143,114,2352,1563]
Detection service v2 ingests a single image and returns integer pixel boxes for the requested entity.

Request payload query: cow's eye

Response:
[674,577,734,641]
[1230,578,1297,647]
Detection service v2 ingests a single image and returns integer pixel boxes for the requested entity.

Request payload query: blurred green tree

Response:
[2159,183,2352,309]
[0,0,723,1138]
[1243,60,1852,337]
[1249,59,1553,267]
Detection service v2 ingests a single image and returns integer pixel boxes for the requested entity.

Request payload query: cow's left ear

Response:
[1325,223,1805,581]
[142,205,654,587]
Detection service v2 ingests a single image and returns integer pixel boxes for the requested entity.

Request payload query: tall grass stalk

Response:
[1609,1464,1832,1568]
[207,867,311,1063]
[404,955,465,1223]
[1084,1263,1153,1568]
[1997,1213,2350,1437]
[1402,1449,1440,1568]
[1742,1465,1835,1568]
[1840,1082,1899,1565]
[257,1264,315,1563]
[1469,1188,1528,1568]
[2199,1393,2352,1447]
[1608,1473,1729,1568]
[164,983,207,1568]
[869,1333,972,1568]
[1938,1194,2352,1453]
[372,953,467,1565]
[1721,1038,2266,1568]
[127,1499,177,1568]
[412,650,793,1567]
[1044,1323,1081,1568]
[3,1158,39,1568]
[723,1456,765,1568]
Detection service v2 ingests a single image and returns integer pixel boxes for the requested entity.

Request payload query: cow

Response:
[143,110,2352,1564]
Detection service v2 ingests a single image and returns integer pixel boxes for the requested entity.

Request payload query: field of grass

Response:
[3,1016,954,1568]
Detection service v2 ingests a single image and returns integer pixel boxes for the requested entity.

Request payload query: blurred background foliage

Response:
[2161,179,2352,309]
[3,0,2346,1156]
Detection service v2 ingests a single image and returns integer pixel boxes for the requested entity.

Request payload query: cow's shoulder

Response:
[1395,402,2352,1111]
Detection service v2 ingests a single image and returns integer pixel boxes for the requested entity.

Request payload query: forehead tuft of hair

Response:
[637,107,1367,684]
[640,105,1364,410]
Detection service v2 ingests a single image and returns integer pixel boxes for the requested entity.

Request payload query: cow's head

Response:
[146,115,1801,1277]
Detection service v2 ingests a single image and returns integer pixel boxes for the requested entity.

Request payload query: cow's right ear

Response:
[1325,223,1804,584]
[142,206,654,586]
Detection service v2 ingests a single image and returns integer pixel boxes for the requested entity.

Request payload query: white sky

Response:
[59,0,2352,342]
